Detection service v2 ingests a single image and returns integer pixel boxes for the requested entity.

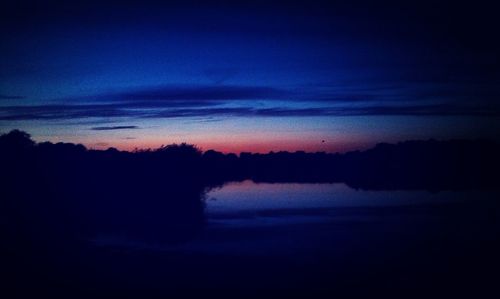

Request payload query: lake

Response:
[86,181,498,297]
[94,180,485,251]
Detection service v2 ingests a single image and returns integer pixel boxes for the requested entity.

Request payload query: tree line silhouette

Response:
[2,128,498,247]
[4,129,498,190]
[1,129,499,297]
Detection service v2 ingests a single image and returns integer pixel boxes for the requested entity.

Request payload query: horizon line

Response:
[1,129,497,156]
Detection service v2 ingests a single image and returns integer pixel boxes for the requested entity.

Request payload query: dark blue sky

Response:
[1,0,499,152]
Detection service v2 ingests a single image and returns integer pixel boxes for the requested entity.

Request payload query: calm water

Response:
[94,180,494,253]
[83,181,499,296]
[206,180,473,211]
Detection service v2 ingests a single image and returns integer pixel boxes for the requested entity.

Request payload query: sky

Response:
[1,0,499,153]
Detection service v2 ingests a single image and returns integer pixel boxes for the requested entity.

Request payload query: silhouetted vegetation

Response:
[2,129,499,193]
[1,130,499,298]
[2,129,498,246]
[238,139,500,190]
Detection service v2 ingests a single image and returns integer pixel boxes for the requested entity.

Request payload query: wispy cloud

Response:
[53,81,500,108]
[88,85,288,102]
[91,125,139,131]
[0,94,24,100]
[1,82,499,122]
[0,104,141,120]
[1,102,498,121]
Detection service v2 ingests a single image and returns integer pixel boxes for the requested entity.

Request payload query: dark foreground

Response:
[4,199,499,298]
[1,130,499,298]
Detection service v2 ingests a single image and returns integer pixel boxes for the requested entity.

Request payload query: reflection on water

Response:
[206,180,480,213]
[86,181,498,298]
[93,180,497,255]
[163,181,495,257]
[9,180,499,297]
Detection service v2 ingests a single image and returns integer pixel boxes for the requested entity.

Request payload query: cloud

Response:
[45,84,288,111]
[1,102,499,121]
[51,81,500,109]
[0,94,24,100]
[1,82,499,122]
[0,104,141,120]
[91,126,139,131]
[46,85,286,105]
[108,85,287,102]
